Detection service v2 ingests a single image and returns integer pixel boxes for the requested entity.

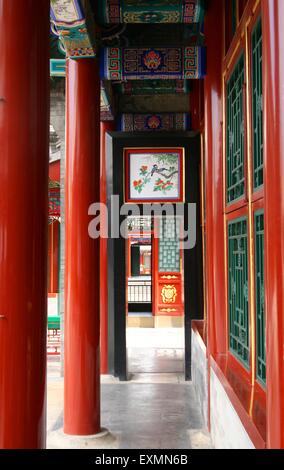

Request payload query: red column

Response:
[100,121,115,374]
[204,0,226,356]
[0,0,49,448]
[262,0,284,449]
[64,59,101,435]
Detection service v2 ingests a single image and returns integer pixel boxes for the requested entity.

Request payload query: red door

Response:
[153,217,184,317]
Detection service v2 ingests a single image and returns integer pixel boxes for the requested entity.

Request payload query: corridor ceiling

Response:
[50,0,206,124]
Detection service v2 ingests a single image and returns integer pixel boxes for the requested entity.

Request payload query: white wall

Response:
[210,368,255,449]
[191,327,256,449]
[191,329,208,427]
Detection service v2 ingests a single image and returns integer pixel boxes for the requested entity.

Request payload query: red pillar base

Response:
[47,427,116,449]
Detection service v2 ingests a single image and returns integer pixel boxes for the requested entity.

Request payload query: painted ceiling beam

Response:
[119,113,191,132]
[115,80,191,95]
[101,46,206,80]
[98,0,205,24]
[50,0,97,59]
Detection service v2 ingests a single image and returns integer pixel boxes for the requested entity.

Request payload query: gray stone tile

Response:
[47,328,213,449]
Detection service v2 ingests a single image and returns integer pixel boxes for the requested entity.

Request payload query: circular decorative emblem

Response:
[146,115,162,129]
[143,49,162,70]
[161,285,177,304]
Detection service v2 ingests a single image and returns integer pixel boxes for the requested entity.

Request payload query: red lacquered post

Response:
[262,0,284,449]
[0,0,50,448]
[203,0,226,431]
[64,59,101,435]
[204,0,226,356]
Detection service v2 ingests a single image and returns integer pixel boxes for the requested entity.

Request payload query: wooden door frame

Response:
[106,131,203,380]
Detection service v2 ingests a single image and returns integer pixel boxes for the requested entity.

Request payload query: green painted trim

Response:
[50,59,66,77]
[48,316,60,329]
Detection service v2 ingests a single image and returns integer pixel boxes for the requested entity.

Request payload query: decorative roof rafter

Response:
[50,0,97,59]
[99,0,205,24]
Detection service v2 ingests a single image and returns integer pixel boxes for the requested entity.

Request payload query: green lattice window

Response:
[252,18,263,189]
[226,54,245,204]
[255,210,265,384]
[158,218,180,273]
[228,218,250,367]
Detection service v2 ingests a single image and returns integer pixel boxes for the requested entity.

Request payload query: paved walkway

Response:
[47,328,212,449]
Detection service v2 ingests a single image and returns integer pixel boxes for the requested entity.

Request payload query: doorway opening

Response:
[106,132,203,381]
[127,216,153,325]
[126,215,185,378]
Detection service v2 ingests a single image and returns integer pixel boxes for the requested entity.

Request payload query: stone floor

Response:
[47,328,212,449]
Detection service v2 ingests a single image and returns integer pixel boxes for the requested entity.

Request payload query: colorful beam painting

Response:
[120,113,191,131]
[101,47,206,80]
[115,80,191,95]
[99,0,205,24]
[50,0,96,59]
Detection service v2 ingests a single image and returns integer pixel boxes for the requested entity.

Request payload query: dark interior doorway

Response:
[106,132,203,381]
[128,224,152,315]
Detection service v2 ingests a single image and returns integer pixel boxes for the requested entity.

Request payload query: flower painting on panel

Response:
[125,148,184,203]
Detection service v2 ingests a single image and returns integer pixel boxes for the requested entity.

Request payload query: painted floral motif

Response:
[133,157,178,196]
[133,179,143,193]
[132,165,151,193]
[146,115,162,129]
[154,179,174,193]
[143,50,162,70]
[140,165,148,175]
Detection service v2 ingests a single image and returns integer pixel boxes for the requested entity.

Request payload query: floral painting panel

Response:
[127,150,183,202]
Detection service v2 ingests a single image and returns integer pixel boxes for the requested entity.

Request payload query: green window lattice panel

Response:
[226,54,245,204]
[228,217,250,367]
[252,18,263,190]
[255,210,266,384]
[158,218,180,273]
